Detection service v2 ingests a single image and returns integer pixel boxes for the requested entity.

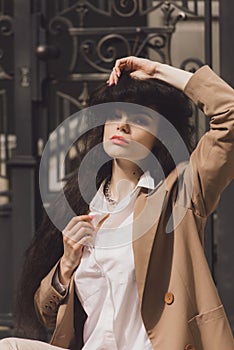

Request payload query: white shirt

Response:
[74,172,155,350]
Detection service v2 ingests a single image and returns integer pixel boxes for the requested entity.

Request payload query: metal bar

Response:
[69,26,174,36]
[11,0,36,297]
[217,0,234,334]
[204,0,212,67]
[182,0,188,8]
[0,0,13,329]
[194,0,198,16]
[0,0,4,14]
[220,0,234,86]
[14,0,33,155]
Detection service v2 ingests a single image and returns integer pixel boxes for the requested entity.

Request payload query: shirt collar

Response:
[136,170,155,190]
[89,171,155,215]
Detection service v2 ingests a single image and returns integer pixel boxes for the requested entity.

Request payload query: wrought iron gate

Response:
[1,0,233,338]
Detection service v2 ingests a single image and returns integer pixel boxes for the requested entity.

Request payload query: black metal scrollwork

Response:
[0,3,14,80]
[49,16,78,72]
[146,33,170,62]
[180,57,204,72]
[112,0,138,17]
[0,15,14,36]
[49,15,73,35]
[154,0,198,16]
[53,0,198,23]
[47,0,200,76]
[46,0,202,112]
[48,0,191,75]
[81,34,131,72]
[97,34,131,64]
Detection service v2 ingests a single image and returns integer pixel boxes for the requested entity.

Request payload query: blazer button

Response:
[164,292,174,305]
[184,344,195,350]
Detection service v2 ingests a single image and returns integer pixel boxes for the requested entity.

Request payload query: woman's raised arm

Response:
[108,56,193,91]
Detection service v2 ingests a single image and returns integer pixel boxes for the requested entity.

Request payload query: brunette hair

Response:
[15,71,194,338]
[89,72,193,153]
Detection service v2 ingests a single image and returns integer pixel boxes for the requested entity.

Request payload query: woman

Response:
[0,56,234,350]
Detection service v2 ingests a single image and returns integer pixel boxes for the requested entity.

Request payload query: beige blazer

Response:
[34,66,234,350]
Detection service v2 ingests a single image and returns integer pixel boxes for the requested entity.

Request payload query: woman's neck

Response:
[108,159,143,202]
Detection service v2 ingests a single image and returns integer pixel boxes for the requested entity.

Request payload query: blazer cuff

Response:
[52,267,69,296]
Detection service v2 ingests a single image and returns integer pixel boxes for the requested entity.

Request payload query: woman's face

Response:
[103,109,157,161]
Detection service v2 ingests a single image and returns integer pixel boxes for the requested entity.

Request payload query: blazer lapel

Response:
[132,184,167,304]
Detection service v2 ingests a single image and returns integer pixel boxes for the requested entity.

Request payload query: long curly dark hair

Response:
[15,72,194,338]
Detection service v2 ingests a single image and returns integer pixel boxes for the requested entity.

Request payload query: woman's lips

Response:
[110,135,129,146]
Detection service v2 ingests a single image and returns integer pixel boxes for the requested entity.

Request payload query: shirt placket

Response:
[93,248,118,350]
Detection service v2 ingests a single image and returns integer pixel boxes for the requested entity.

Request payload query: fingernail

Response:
[89,214,94,219]
[114,80,118,85]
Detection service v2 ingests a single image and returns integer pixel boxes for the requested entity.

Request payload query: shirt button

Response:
[184,344,195,350]
[164,292,174,305]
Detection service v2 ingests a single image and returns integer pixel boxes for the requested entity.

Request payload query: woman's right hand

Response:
[59,214,95,285]
[108,56,159,85]
[108,55,193,91]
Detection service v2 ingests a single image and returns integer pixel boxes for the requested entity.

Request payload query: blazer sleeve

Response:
[184,65,234,217]
[34,262,70,329]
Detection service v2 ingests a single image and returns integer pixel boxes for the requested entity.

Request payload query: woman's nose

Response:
[117,124,130,133]
[116,118,130,133]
